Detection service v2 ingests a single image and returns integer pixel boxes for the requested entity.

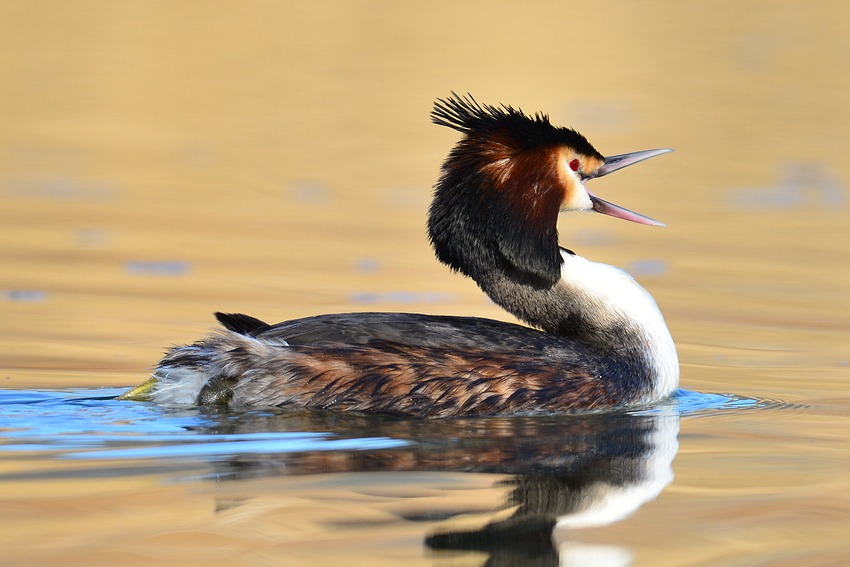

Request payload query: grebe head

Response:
[428,93,671,288]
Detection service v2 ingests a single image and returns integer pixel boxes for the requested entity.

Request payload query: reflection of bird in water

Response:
[425,411,679,567]
[192,409,678,567]
[122,94,678,416]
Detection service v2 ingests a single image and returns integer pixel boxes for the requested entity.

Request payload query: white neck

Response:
[557,250,679,401]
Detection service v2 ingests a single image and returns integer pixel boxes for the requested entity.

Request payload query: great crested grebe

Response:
[120,94,678,417]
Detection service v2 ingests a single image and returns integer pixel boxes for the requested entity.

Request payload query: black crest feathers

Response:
[431,93,600,156]
[428,93,600,288]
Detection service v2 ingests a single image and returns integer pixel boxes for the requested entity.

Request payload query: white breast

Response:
[558,250,679,401]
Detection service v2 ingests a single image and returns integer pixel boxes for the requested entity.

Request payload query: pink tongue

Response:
[587,192,665,227]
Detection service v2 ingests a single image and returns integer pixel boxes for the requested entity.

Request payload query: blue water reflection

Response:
[0,388,406,460]
[0,387,760,462]
[0,386,778,567]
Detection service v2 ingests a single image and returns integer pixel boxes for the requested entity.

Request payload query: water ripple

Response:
[0,387,798,465]
[0,388,406,461]
[665,388,805,416]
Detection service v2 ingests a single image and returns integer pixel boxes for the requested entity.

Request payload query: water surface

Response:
[1,387,789,567]
[2,2,849,565]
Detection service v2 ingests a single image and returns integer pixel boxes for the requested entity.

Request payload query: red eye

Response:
[569,159,580,172]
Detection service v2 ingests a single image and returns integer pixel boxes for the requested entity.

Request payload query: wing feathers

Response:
[157,330,618,417]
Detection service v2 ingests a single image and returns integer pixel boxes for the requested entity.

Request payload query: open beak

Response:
[585,148,672,227]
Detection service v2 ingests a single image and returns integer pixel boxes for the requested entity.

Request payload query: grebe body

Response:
[122,94,678,417]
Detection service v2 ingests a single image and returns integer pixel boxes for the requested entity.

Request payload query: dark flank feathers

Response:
[158,314,622,418]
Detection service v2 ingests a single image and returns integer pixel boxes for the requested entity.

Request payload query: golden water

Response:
[1,2,849,565]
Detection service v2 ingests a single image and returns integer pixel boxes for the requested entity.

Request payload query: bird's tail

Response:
[117,331,288,406]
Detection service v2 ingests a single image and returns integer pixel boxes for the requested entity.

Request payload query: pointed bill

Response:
[583,148,672,226]
[594,148,673,178]
[588,193,666,226]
